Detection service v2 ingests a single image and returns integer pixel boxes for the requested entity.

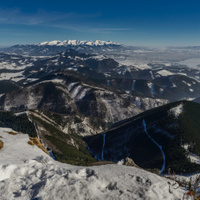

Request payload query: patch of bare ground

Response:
[88,161,116,166]
[27,140,34,146]
[28,137,49,155]
[7,131,22,135]
[0,140,3,150]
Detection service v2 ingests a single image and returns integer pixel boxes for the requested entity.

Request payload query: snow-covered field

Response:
[177,58,200,69]
[0,71,24,82]
[0,127,187,199]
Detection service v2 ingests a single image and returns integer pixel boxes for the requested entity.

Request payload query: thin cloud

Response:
[89,27,133,34]
[42,24,132,34]
[0,8,131,35]
[0,8,101,26]
[91,27,150,35]
[90,28,132,31]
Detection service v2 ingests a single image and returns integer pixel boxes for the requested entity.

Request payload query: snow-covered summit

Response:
[38,40,119,46]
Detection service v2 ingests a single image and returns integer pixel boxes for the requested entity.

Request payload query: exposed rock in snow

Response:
[124,157,140,167]
[117,157,140,167]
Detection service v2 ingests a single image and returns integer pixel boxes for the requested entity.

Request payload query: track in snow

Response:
[101,133,106,160]
[143,119,165,173]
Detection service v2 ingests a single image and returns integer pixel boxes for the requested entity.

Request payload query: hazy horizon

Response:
[1,41,200,49]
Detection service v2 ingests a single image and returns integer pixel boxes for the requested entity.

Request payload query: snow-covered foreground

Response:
[0,128,185,200]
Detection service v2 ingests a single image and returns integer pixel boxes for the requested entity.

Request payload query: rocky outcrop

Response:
[124,157,140,168]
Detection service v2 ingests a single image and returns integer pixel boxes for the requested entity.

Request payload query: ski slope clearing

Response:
[0,127,185,200]
[169,103,183,118]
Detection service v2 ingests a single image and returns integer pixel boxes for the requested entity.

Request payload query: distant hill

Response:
[0,49,200,101]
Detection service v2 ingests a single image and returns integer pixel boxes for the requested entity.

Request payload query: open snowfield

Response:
[0,127,186,200]
[177,58,200,69]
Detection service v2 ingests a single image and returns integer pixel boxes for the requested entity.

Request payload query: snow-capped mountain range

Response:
[1,40,123,56]
[39,40,119,46]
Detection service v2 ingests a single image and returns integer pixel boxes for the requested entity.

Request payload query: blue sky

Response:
[0,0,200,46]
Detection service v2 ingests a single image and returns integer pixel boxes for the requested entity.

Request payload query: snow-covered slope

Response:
[0,127,184,200]
[0,128,49,166]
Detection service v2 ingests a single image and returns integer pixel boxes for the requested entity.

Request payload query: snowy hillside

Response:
[0,127,184,200]
[0,49,200,101]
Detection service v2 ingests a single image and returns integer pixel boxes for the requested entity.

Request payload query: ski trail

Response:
[151,83,155,95]
[131,80,136,91]
[101,134,106,160]
[86,142,98,160]
[143,119,165,174]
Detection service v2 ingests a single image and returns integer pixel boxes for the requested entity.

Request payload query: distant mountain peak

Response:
[38,40,119,47]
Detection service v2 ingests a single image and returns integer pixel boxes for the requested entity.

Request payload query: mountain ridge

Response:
[38,40,119,46]
[1,40,123,56]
